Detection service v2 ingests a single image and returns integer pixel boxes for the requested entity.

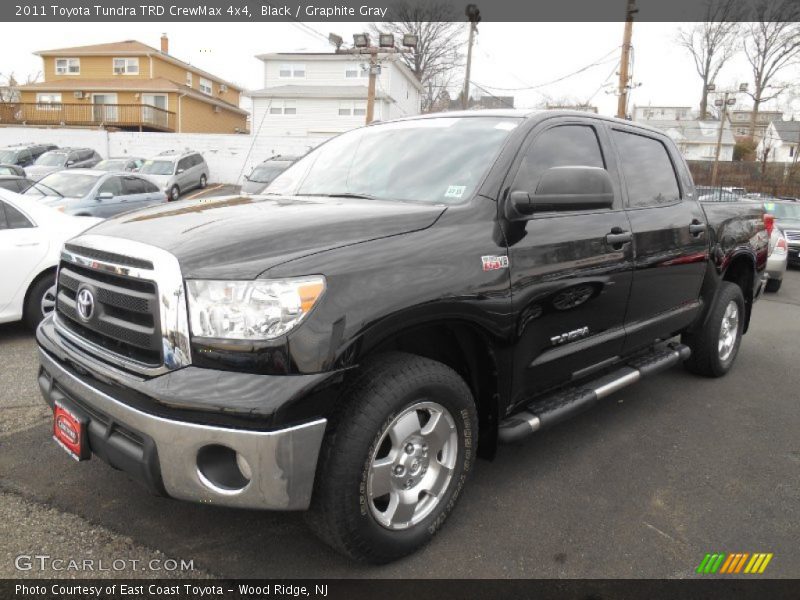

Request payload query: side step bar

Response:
[498,343,691,444]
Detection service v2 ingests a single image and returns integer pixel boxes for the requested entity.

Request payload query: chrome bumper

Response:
[38,347,327,511]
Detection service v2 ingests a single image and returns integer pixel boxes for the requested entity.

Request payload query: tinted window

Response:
[177,157,192,171]
[0,180,21,192]
[190,154,202,167]
[1,201,33,229]
[122,177,146,195]
[513,125,605,193]
[613,131,681,208]
[98,176,123,196]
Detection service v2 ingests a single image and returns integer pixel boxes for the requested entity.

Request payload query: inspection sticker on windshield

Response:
[482,255,509,271]
[445,185,466,199]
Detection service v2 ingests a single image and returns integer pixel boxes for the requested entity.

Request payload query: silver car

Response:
[23,169,166,218]
[94,157,145,172]
[766,228,788,293]
[139,150,209,202]
[25,147,102,181]
[241,156,300,196]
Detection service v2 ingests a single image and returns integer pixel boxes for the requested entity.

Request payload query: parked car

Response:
[762,200,800,266]
[0,188,100,329]
[0,143,58,168]
[765,228,788,292]
[0,175,35,193]
[139,150,208,201]
[25,147,102,181]
[241,156,301,196]
[24,170,167,217]
[0,164,27,177]
[94,157,145,173]
[35,111,768,564]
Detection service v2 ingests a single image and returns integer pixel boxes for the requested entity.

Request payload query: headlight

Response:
[186,276,325,340]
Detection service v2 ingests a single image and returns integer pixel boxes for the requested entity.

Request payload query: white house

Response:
[757,120,800,163]
[247,52,422,139]
[633,112,736,161]
[633,105,694,121]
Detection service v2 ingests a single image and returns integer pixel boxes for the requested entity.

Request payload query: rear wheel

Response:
[765,278,782,293]
[24,274,56,330]
[306,352,477,563]
[682,282,745,377]
[199,174,207,189]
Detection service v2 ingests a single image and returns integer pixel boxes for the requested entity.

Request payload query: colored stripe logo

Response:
[696,552,773,574]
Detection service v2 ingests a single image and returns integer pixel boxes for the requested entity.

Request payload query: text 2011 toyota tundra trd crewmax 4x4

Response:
[36,111,770,563]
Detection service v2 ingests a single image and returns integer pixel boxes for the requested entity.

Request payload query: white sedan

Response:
[0,189,100,329]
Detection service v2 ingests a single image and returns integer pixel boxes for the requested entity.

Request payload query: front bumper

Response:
[37,326,328,511]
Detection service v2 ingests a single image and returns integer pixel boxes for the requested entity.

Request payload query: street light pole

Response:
[616,0,637,119]
[366,50,378,124]
[710,83,747,187]
[462,4,481,110]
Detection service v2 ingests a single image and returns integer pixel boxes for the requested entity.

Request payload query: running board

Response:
[498,343,691,444]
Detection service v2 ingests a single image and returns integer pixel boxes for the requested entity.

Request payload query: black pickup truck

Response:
[36,110,769,563]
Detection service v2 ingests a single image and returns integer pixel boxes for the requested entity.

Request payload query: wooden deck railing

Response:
[0,102,176,132]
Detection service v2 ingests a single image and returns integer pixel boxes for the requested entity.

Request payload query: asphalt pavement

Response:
[1,270,798,579]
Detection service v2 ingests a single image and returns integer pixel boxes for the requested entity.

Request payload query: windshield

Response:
[34,153,67,167]
[95,159,126,171]
[25,172,99,198]
[0,150,17,163]
[249,163,290,183]
[267,117,521,203]
[140,160,174,175]
[766,202,800,220]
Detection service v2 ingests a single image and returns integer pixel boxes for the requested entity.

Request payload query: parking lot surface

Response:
[1,271,798,578]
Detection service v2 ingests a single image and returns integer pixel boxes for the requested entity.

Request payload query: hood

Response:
[84,194,446,279]
[240,179,268,195]
[26,165,61,180]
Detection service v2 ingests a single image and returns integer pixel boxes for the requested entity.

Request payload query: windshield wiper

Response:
[304,192,378,200]
[30,182,63,197]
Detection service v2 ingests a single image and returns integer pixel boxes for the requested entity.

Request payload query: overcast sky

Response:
[2,21,798,118]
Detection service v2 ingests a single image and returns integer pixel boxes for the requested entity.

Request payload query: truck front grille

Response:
[56,259,162,367]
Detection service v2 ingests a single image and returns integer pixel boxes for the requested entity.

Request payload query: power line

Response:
[468,81,516,109]
[472,47,620,92]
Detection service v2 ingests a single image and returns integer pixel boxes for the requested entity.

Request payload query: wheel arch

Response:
[23,265,57,318]
[352,319,503,459]
[721,251,756,333]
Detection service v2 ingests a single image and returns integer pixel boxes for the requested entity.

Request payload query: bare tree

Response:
[743,0,800,138]
[0,71,41,103]
[370,1,464,112]
[676,0,742,119]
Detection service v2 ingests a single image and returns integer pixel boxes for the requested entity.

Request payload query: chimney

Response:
[160,33,169,54]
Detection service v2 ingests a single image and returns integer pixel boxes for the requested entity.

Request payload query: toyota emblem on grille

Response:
[76,288,95,322]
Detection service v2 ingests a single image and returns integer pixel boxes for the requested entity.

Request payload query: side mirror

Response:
[506,166,614,219]
[96,192,114,201]
[65,160,75,167]
[176,168,185,174]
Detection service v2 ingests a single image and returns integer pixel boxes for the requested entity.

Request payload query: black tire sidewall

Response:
[24,274,55,330]
[709,284,745,374]
[170,186,179,201]
[354,381,476,556]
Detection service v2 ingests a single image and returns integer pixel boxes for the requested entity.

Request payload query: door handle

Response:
[689,221,707,236]
[605,228,632,248]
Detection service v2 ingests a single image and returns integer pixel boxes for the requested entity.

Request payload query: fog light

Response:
[236,452,252,481]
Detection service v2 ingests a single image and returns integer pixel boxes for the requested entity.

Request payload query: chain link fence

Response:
[688,161,800,199]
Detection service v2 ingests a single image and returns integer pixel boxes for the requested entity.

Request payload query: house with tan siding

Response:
[6,36,248,134]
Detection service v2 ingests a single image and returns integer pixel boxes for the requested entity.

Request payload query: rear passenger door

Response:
[176,156,193,189]
[502,119,634,406]
[119,176,153,212]
[610,126,708,353]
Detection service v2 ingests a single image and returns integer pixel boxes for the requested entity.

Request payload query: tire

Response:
[199,174,207,189]
[765,278,782,293]
[169,185,180,202]
[682,281,745,377]
[306,352,478,563]
[24,273,56,331]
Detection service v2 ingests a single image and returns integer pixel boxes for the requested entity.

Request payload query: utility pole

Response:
[331,32,417,125]
[462,4,481,110]
[710,83,747,187]
[616,0,637,119]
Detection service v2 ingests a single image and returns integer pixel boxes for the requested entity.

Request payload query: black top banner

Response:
[4,0,800,22]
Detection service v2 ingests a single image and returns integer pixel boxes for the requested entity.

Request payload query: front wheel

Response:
[169,185,180,202]
[765,278,782,293]
[306,352,477,563]
[682,281,745,377]
[24,275,56,330]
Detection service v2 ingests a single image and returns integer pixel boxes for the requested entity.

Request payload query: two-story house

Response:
[8,37,248,134]
[729,109,783,140]
[247,52,422,138]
